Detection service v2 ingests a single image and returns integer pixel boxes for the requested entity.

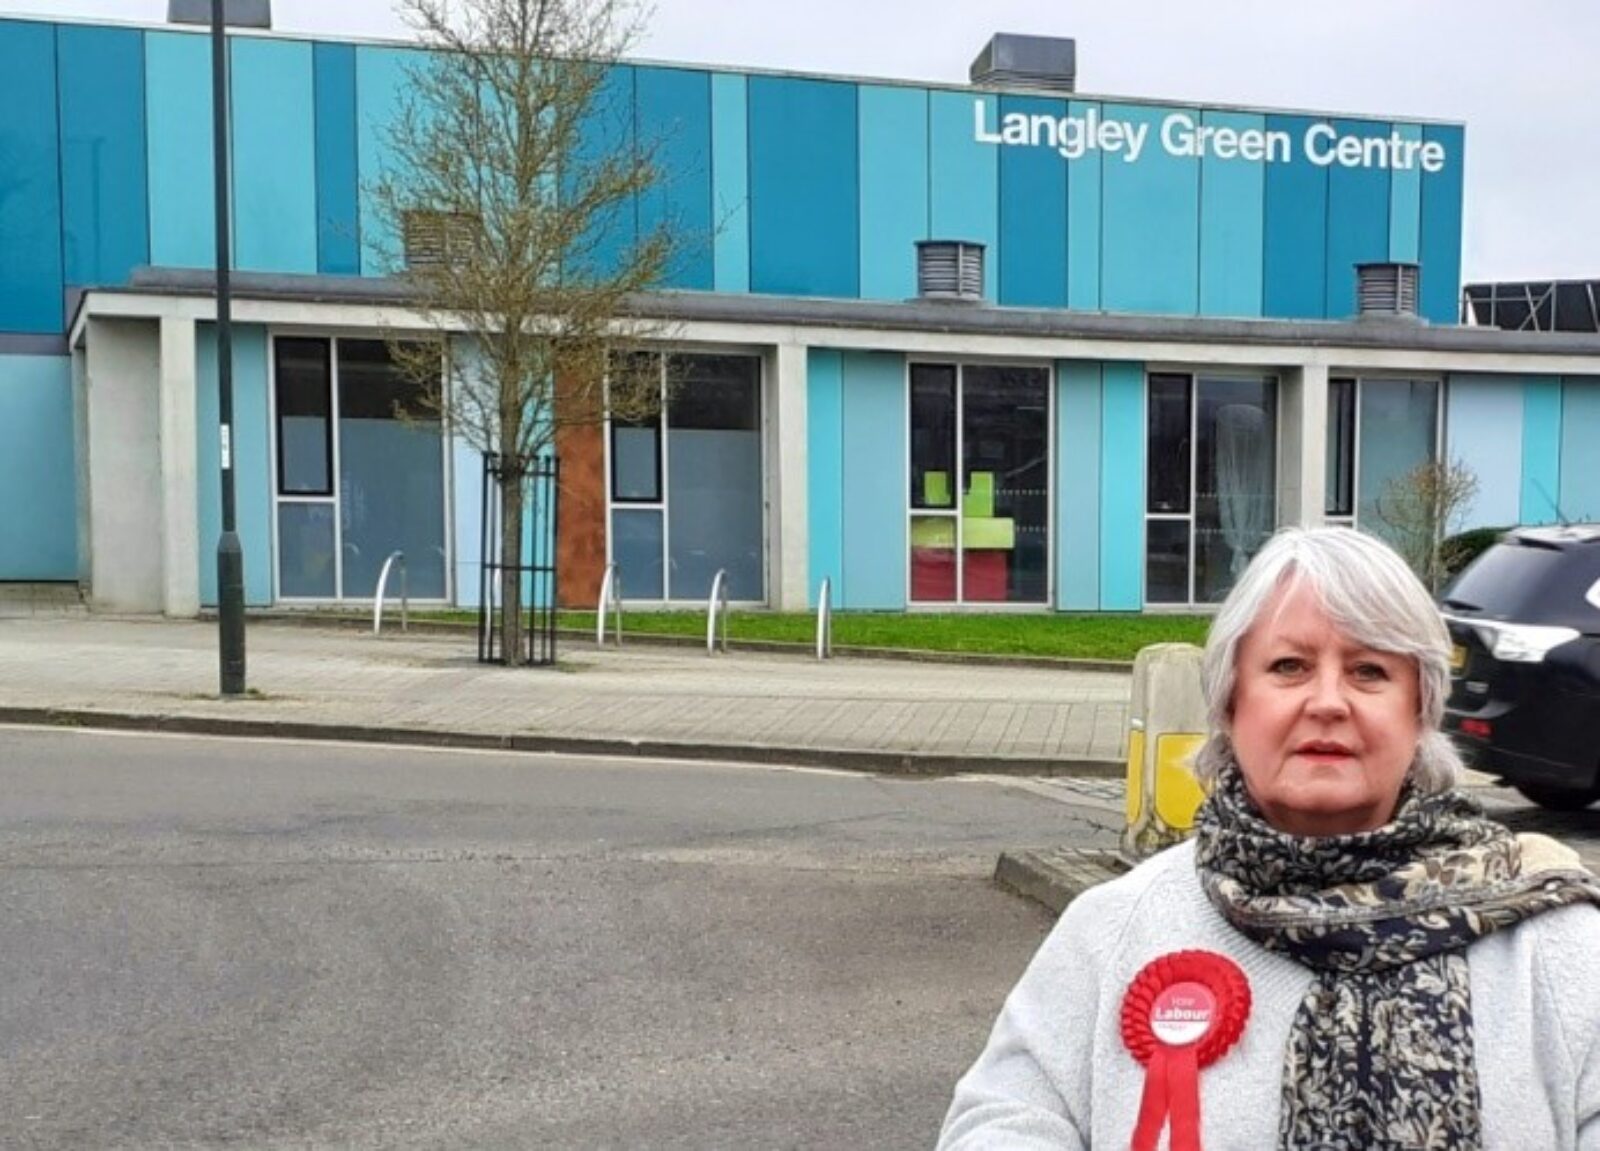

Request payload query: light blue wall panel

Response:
[0,355,77,579]
[1056,361,1101,610]
[1065,100,1102,311]
[1445,376,1523,529]
[1389,122,1423,265]
[0,21,64,333]
[1520,377,1562,525]
[1101,105,1198,315]
[58,25,149,296]
[314,42,361,276]
[1560,377,1600,522]
[930,90,998,300]
[452,433,481,608]
[636,66,713,290]
[1263,114,1327,319]
[232,37,318,273]
[355,45,414,276]
[710,72,749,293]
[840,351,906,609]
[196,324,273,606]
[998,94,1067,308]
[807,349,844,605]
[1420,124,1465,324]
[749,77,858,297]
[858,85,928,302]
[1324,120,1392,320]
[568,65,638,283]
[146,31,215,270]
[1198,110,1265,318]
[1100,361,1145,610]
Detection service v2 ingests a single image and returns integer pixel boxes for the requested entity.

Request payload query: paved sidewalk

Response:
[0,616,1131,774]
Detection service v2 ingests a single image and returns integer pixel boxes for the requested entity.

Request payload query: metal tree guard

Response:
[478,452,560,666]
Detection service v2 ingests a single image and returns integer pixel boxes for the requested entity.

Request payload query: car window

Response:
[1440,543,1570,619]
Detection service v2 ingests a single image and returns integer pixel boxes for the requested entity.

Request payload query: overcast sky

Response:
[10,0,1598,285]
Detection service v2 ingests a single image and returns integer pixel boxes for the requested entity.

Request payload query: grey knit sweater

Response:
[939,840,1600,1150]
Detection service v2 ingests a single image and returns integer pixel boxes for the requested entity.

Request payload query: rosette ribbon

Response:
[1120,949,1251,1151]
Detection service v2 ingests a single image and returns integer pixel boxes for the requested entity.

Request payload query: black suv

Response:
[1440,525,1600,810]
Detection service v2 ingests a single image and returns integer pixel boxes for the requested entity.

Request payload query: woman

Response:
[939,527,1600,1150]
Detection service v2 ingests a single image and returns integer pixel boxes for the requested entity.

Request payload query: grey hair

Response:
[1193,526,1464,794]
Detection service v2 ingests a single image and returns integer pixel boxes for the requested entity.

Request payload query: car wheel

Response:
[1512,782,1600,811]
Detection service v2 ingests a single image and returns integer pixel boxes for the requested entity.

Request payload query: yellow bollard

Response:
[1123,643,1208,857]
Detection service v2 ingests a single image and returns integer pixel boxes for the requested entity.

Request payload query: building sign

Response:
[973,101,1448,172]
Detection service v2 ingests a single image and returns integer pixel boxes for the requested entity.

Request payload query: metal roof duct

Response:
[970,33,1077,94]
[167,0,272,29]
[1356,262,1421,321]
[917,241,986,302]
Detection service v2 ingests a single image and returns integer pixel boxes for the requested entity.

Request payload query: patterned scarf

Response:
[1193,765,1600,1151]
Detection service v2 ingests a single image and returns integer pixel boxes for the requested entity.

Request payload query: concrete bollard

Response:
[1122,643,1208,858]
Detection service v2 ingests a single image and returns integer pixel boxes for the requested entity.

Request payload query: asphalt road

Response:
[0,728,1119,1151]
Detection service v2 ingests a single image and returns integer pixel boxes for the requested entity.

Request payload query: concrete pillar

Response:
[1278,362,1329,528]
[85,318,163,612]
[159,315,201,616]
[768,341,809,611]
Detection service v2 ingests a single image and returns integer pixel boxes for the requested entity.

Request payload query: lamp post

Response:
[211,0,246,695]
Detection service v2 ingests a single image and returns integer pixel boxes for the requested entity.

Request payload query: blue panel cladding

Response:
[232,37,318,273]
[1056,361,1101,611]
[0,355,77,579]
[858,85,928,302]
[1444,376,1523,529]
[1100,361,1145,610]
[806,349,844,605]
[0,21,64,333]
[1389,122,1423,264]
[710,72,749,293]
[1101,105,1199,315]
[452,432,481,607]
[1198,110,1265,318]
[748,76,858,297]
[1419,124,1465,324]
[355,45,415,276]
[1560,378,1600,522]
[58,25,149,298]
[146,31,215,270]
[567,65,638,283]
[636,66,713,290]
[998,94,1067,308]
[840,351,906,609]
[1065,100,1102,311]
[930,91,998,300]
[1520,377,1562,525]
[1263,115,1328,320]
[1324,120,1392,320]
[314,42,360,276]
[196,324,273,606]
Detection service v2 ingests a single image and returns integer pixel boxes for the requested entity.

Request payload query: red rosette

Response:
[1119,950,1251,1151]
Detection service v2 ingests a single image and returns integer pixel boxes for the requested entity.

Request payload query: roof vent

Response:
[168,0,272,29]
[970,33,1077,94]
[1356,262,1420,320]
[917,241,986,302]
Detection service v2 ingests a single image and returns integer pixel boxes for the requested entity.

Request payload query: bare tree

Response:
[1373,457,1481,591]
[369,0,678,664]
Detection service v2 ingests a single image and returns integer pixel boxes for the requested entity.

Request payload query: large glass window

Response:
[908,362,1050,605]
[1323,377,1440,538]
[606,353,765,603]
[1146,374,1277,605]
[1326,378,1356,518]
[272,337,449,602]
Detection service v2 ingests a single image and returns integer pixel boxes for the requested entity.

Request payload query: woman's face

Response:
[1229,579,1421,837]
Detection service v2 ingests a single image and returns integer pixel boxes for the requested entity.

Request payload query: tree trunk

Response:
[500,465,526,666]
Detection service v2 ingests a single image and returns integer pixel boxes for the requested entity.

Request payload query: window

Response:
[1323,377,1440,536]
[1326,378,1356,518]
[908,362,1050,605]
[275,338,332,496]
[1146,374,1277,605]
[606,352,765,602]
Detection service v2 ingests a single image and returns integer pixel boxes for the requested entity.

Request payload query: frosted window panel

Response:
[667,428,763,600]
[612,508,664,599]
[1358,380,1438,546]
[278,503,336,597]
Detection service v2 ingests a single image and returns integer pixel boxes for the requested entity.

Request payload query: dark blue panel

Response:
[0,21,64,333]
[58,25,148,297]
[1324,119,1392,320]
[315,42,360,275]
[998,94,1067,308]
[748,76,858,298]
[566,65,637,283]
[1419,124,1465,325]
[636,67,713,290]
[1262,115,1327,320]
